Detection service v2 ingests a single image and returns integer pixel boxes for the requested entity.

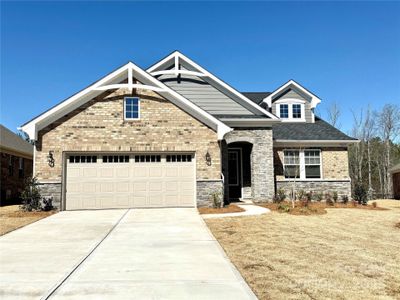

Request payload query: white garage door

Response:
[65,153,195,210]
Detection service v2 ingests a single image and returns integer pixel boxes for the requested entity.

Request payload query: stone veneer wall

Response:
[35,86,222,208]
[276,180,351,199]
[223,128,274,202]
[274,147,351,198]
[197,180,223,207]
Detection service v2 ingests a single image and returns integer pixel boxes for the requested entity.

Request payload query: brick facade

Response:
[0,151,33,204]
[35,87,221,207]
[274,147,351,198]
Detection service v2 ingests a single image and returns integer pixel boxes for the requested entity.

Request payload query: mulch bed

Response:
[259,201,387,216]
[198,204,245,214]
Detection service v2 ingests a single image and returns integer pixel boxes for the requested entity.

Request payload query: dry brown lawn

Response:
[0,205,56,236]
[206,200,400,300]
[198,204,244,214]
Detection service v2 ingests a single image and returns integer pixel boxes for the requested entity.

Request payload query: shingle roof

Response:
[272,117,357,141]
[241,92,271,104]
[0,125,33,157]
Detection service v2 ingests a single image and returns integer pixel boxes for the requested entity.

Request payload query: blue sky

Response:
[1,1,399,135]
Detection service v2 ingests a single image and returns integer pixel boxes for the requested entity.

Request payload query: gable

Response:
[157,66,255,116]
[20,61,231,140]
[272,88,310,103]
[148,51,279,121]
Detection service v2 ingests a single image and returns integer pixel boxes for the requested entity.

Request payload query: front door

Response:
[228,149,242,199]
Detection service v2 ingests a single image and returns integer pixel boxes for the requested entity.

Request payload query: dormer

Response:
[262,80,321,123]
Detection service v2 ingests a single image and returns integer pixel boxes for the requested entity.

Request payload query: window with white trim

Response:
[283,149,321,179]
[277,102,305,121]
[304,150,321,178]
[292,104,302,119]
[124,97,140,120]
[280,104,289,119]
[283,150,300,178]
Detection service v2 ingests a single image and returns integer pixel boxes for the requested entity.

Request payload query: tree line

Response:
[326,103,400,199]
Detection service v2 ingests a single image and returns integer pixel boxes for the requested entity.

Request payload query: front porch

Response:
[222,129,275,203]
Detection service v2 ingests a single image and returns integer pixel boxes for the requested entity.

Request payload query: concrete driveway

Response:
[0,208,256,299]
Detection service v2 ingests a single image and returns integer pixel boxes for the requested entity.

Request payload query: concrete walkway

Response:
[0,208,256,300]
[202,203,270,219]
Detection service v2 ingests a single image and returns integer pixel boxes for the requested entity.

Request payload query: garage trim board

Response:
[64,153,196,210]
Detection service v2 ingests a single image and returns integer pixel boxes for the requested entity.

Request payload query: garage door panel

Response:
[116,168,130,178]
[116,182,130,192]
[66,153,195,209]
[100,168,114,178]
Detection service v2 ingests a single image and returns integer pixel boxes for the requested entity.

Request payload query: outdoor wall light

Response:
[47,151,55,168]
[205,150,212,166]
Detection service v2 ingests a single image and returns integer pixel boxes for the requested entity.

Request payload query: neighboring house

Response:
[0,125,33,205]
[19,51,357,210]
[390,164,400,199]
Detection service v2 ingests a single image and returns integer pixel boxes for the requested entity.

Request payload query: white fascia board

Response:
[20,60,232,141]
[262,80,322,109]
[220,118,280,127]
[20,63,131,140]
[147,51,279,120]
[274,139,359,147]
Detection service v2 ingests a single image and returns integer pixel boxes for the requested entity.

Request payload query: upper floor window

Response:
[277,102,305,121]
[280,104,289,118]
[283,149,321,179]
[124,97,140,120]
[292,104,302,119]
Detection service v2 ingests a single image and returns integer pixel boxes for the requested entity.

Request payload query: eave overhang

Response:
[274,139,359,147]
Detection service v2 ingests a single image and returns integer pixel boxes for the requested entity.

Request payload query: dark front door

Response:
[228,149,242,199]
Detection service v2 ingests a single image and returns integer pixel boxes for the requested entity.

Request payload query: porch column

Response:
[250,129,274,201]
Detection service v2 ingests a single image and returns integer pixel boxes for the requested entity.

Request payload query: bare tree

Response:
[350,109,366,183]
[376,104,400,198]
[326,101,341,128]
[364,106,375,198]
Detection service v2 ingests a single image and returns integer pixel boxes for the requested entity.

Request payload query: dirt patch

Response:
[0,205,57,236]
[259,201,388,216]
[198,204,245,214]
[206,206,400,299]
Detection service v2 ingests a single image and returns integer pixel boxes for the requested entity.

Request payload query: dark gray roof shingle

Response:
[242,92,271,104]
[0,125,33,156]
[272,117,357,141]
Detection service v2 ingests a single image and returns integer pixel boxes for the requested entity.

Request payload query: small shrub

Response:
[42,197,54,211]
[353,183,368,205]
[342,195,349,204]
[274,188,286,203]
[306,191,313,202]
[210,190,222,208]
[277,203,290,213]
[20,177,42,211]
[314,192,323,202]
[333,191,338,203]
[296,189,306,201]
[325,192,334,206]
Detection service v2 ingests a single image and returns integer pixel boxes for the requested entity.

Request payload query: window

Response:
[166,154,192,163]
[18,158,24,178]
[280,104,289,119]
[124,97,140,120]
[8,156,14,176]
[135,155,161,163]
[277,102,304,121]
[304,150,321,178]
[69,155,97,163]
[292,104,302,119]
[102,155,129,163]
[283,149,321,179]
[283,150,300,178]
